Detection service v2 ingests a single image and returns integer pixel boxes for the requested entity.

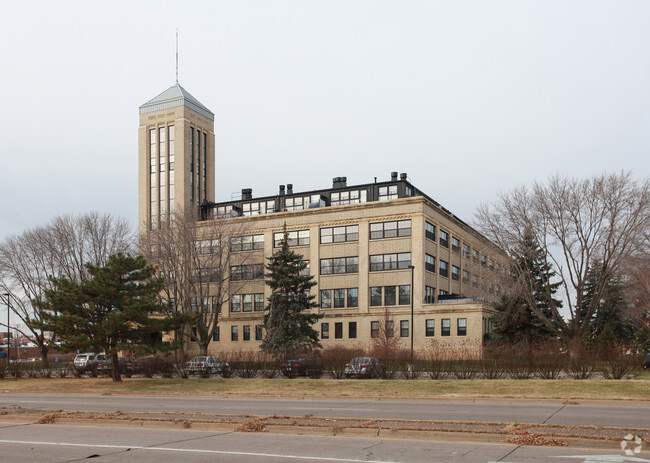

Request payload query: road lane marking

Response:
[0,439,400,462]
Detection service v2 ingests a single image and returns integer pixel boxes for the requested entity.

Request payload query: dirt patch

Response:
[504,432,567,446]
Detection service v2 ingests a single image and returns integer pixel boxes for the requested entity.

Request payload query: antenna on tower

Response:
[175,29,179,84]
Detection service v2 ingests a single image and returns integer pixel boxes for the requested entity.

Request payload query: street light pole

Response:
[3,293,9,366]
[408,265,415,365]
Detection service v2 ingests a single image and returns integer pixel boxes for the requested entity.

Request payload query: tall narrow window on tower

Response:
[149,128,157,229]
[159,127,166,219]
[202,132,207,205]
[190,128,194,205]
[196,130,201,206]
[168,125,175,214]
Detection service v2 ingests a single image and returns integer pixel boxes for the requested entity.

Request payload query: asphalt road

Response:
[1,394,648,429]
[1,419,649,463]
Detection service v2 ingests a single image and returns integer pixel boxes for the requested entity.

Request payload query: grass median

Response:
[1,375,649,401]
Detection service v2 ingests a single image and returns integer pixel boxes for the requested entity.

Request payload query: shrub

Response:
[598,342,641,380]
[321,345,364,379]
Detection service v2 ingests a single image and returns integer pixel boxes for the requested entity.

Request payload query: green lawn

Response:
[1,377,648,401]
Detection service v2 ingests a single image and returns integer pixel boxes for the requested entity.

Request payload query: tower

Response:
[138,84,215,232]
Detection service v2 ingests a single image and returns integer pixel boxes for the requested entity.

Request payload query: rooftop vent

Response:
[332,177,347,189]
[400,173,407,181]
[241,188,253,200]
[279,185,285,195]
[287,184,293,194]
[391,171,398,181]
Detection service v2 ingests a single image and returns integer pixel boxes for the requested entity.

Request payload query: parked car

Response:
[345,357,384,378]
[185,356,229,376]
[280,358,323,378]
[73,353,101,373]
[93,355,134,375]
[643,353,650,369]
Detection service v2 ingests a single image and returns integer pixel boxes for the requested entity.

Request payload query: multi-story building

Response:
[139,84,507,356]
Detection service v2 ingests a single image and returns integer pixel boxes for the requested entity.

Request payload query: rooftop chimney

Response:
[241,188,253,200]
[287,184,293,194]
[400,173,407,181]
[391,171,398,181]
[332,177,347,189]
[279,185,285,195]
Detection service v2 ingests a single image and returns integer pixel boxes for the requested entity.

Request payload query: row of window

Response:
[426,221,499,271]
[198,317,468,344]
[320,288,358,308]
[230,293,265,312]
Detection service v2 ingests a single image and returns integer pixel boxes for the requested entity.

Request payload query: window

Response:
[457,318,467,336]
[369,220,411,239]
[472,248,479,263]
[370,286,411,306]
[441,319,450,336]
[452,237,460,252]
[439,289,448,296]
[231,295,241,312]
[330,190,367,206]
[370,287,382,306]
[321,323,330,339]
[399,285,411,305]
[462,270,469,284]
[230,264,264,280]
[462,243,470,258]
[211,296,221,313]
[242,294,253,312]
[335,322,343,339]
[369,252,411,271]
[489,259,495,271]
[274,230,309,247]
[400,320,409,338]
[243,325,250,341]
[384,286,396,305]
[425,221,436,241]
[425,254,436,272]
[254,293,264,311]
[370,321,379,338]
[439,260,448,277]
[386,320,395,337]
[231,234,264,252]
[472,275,479,287]
[320,290,332,308]
[481,254,487,267]
[190,327,197,343]
[452,265,460,281]
[242,200,275,216]
[216,205,233,218]
[349,322,357,339]
[439,230,449,248]
[320,225,359,243]
[378,185,398,200]
[334,289,345,308]
[255,325,263,341]
[231,326,238,341]
[320,257,358,274]
[424,286,436,304]
[285,195,323,211]
[299,260,310,277]
[426,319,435,337]
[347,288,358,307]
[213,326,220,342]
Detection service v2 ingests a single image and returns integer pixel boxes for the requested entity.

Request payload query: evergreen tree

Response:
[260,229,323,358]
[38,253,182,382]
[582,263,634,342]
[491,231,561,343]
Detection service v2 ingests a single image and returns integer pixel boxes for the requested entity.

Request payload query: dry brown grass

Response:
[0,377,648,401]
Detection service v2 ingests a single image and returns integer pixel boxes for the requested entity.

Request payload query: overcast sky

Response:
[1,0,649,243]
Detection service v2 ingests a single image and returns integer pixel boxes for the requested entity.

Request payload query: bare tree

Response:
[141,210,249,360]
[0,212,135,367]
[476,172,649,356]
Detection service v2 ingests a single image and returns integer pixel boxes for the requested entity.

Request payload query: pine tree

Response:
[38,253,182,382]
[582,263,634,342]
[260,229,323,358]
[491,231,561,343]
